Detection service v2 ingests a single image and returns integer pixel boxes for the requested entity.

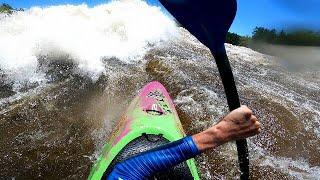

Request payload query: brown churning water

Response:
[0,1,319,179]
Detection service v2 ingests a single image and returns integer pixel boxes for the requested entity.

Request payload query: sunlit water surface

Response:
[0,1,319,179]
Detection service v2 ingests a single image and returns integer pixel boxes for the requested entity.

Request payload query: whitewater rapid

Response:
[1,1,319,179]
[0,0,177,87]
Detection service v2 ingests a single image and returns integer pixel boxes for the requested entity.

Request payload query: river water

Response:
[0,1,319,179]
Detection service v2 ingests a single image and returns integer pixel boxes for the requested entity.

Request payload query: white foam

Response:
[0,0,177,83]
[260,156,320,179]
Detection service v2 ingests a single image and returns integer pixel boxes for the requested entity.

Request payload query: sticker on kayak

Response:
[144,90,172,115]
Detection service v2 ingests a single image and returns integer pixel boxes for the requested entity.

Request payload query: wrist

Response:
[192,125,222,152]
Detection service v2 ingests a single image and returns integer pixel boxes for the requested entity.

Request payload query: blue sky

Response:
[2,0,320,36]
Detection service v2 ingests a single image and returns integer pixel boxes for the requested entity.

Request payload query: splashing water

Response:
[0,0,177,87]
[0,1,319,179]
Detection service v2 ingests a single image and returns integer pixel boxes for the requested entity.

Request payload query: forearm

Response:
[192,125,224,152]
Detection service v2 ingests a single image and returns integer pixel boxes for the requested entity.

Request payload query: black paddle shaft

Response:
[158,0,249,178]
[213,50,249,180]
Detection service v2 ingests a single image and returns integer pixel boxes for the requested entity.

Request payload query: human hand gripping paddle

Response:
[159,0,250,179]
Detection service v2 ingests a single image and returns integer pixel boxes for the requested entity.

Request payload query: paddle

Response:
[159,0,249,179]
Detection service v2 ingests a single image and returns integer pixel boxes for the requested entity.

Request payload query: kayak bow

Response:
[89,81,199,179]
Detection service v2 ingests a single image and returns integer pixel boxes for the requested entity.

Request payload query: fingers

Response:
[250,115,257,123]
[244,107,261,132]
[246,128,261,138]
[238,121,261,139]
[250,115,261,131]
[222,105,261,141]
[241,105,252,119]
[238,114,260,131]
[255,120,261,129]
[257,127,262,134]
[242,115,261,138]
[251,120,261,135]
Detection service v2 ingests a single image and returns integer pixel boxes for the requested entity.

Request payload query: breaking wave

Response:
[0,0,177,90]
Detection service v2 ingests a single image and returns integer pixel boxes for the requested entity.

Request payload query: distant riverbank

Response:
[249,43,320,72]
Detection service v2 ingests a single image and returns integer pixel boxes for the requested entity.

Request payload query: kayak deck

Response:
[88,81,199,179]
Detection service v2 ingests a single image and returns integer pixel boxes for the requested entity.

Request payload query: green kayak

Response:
[88,81,199,179]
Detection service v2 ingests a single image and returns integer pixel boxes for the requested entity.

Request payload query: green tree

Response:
[226,32,241,46]
[239,36,251,47]
[252,26,320,46]
[0,3,13,14]
[252,27,277,43]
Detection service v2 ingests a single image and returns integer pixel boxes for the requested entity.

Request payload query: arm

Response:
[108,105,261,179]
[108,136,200,180]
[193,105,261,151]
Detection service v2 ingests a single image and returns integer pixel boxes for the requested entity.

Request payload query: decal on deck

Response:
[145,89,172,115]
